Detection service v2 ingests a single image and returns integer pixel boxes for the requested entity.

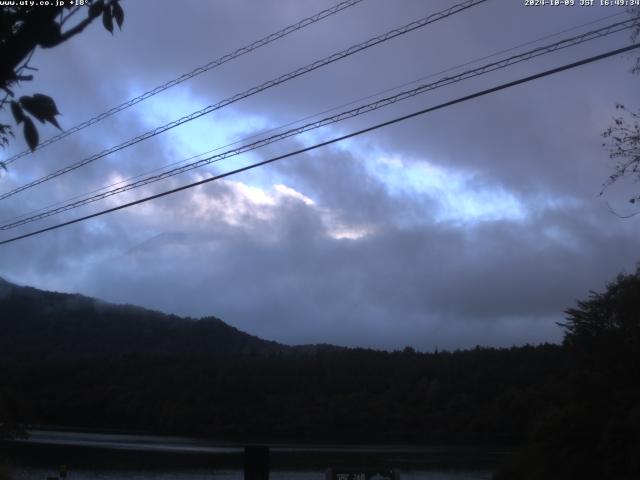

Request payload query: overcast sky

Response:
[0,0,638,350]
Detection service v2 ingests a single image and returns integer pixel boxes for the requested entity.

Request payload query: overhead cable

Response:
[4,9,624,226]
[2,0,366,165]
[1,43,637,246]
[1,17,636,230]
[0,0,489,201]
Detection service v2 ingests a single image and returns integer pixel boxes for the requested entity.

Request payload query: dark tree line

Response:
[0,266,638,479]
[0,344,566,445]
[497,266,640,480]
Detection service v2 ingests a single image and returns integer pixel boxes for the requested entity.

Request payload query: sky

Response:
[0,0,638,351]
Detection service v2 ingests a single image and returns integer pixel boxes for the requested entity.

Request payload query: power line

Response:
[1,43,637,247]
[3,10,625,227]
[0,0,489,201]
[2,0,366,165]
[1,16,635,231]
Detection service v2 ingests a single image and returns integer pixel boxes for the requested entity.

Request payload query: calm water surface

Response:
[6,430,499,480]
[12,467,493,480]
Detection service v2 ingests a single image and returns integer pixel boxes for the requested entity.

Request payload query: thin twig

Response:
[60,6,82,27]
[605,200,640,218]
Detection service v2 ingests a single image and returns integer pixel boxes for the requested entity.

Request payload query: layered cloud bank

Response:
[0,0,638,349]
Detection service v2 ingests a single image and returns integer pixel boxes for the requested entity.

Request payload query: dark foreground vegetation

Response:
[0,267,639,479]
[1,344,563,444]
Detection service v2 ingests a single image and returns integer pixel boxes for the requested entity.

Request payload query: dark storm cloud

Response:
[55,161,635,350]
[0,0,638,350]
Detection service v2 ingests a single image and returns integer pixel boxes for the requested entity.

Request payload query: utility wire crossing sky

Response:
[1,41,637,246]
[0,0,638,350]
[0,0,488,200]
[0,20,637,232]
[2,0,366,165]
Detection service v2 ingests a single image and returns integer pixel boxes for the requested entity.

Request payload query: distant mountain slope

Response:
[0,277,287,361]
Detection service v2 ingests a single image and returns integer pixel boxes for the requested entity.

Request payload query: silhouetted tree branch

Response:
[0,0,124,165]
[601,7,640,210]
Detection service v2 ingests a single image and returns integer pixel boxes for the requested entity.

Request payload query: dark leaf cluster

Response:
[0,0,124,155]
[10,94,61,151]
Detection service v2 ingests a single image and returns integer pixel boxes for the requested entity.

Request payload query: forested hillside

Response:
[0,278,285,360]
[0,270,638,479]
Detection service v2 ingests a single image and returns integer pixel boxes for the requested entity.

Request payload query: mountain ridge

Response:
[0,277,291,361]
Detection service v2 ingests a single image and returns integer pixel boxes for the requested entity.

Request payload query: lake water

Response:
[3,430,503,480]
[11,468,493,480]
